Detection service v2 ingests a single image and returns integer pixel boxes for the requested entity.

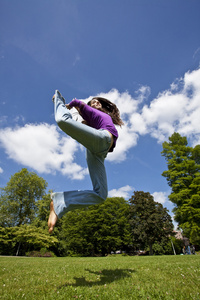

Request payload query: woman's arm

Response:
[67,99,85,109]
[66,100,88,125]
[65,104,72,109]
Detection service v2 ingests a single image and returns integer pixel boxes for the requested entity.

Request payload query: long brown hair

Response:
[88,97,124,126]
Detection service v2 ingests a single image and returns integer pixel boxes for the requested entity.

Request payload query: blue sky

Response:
[0,0,200,225]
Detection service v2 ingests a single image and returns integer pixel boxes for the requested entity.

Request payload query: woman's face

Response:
[90,99,102,110]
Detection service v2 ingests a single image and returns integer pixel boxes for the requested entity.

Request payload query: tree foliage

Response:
[161,132,200,245]
[0,225,58,256]
[0,168,48,227]
[59,197,131,256]
[129,191,174,255]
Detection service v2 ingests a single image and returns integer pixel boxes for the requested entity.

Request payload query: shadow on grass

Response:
[58,268,136,288]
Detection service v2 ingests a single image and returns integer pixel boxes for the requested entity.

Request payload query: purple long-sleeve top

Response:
[69,99,118,152]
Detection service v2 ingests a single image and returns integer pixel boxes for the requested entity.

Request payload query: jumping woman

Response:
[48,90,123,233]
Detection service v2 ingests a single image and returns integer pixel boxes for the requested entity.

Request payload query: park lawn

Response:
[0,255,199,300]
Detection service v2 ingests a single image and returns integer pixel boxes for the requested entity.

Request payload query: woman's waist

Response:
[97,127,118,152]
[100,126,118,140]
[104,130,118,152]
[106,130,114,140]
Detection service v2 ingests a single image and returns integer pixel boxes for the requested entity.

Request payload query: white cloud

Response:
[0,123,88,180]
[0,167,3,174]
[108,185,133,199]
[135,68,200,144]
[152,191,169,204]
[107,125,138,162]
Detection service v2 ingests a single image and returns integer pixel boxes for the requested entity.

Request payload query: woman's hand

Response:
[65,104,72,110]
[82,120,88,125]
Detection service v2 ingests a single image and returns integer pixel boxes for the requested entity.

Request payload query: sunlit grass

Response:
[1,255,200,299]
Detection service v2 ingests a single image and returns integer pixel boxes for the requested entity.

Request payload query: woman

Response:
[48,90,123,233]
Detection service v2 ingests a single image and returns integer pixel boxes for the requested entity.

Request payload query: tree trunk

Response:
[16,242,21,256]
[149,242,153,255]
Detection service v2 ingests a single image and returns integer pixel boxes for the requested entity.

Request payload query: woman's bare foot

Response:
[48,201,58,234]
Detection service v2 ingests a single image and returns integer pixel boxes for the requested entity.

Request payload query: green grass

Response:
[0,255,200,299]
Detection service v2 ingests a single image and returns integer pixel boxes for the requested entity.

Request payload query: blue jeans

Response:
[52,90,112,218]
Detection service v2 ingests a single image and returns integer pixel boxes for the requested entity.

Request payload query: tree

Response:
[60,197,131,256]
[161,133,200,245]
[0,168,48,227]
[129,191,174,255]
[92,197,131,255]
[0,225,58,256]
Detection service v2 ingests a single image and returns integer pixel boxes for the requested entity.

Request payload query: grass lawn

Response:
[0,255,200,299]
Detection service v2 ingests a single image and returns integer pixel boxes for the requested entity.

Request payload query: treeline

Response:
[0,169,176,256]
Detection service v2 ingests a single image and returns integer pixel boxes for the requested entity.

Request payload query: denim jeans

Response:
[52,90,112,218]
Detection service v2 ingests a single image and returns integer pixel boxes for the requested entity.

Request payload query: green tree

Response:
[0,168,48,227]
[161,133,200,245]
[0,225,58,256]
[59,208,94,256]
[60,197,131,256]
[0,227,16,255]
[92,197,131,255]
[129,191,174,255]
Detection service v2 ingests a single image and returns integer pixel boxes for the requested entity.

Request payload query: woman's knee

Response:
[55,113,72,126]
